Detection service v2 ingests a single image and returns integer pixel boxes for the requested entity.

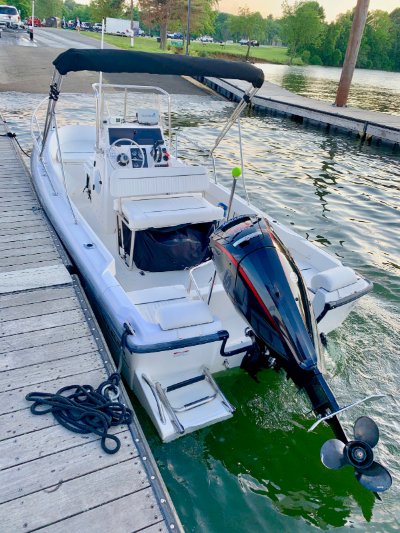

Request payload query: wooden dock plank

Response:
[0,221,48,236]
[0,295,79,322]
[0,255,61,273]
[38,491,165,533]
[0,308,85,336]
[0,406,62,441]
[0,370,105,416]
[0,421,123,470]
[0,336,97,371]
[0,229,51,243]
[0,217,46,231]
[0,352,103,391]
[0,209,41,218]
[0,264,71,294]
[0,458,155,533]
[0,430,137,503]
[0,198,38,206]
[0,322,92,354]
[0,236,54,253]
[0,285,75,309]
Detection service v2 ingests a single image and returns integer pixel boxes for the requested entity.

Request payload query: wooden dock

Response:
[202,77,400,147]
[0,119,182,532]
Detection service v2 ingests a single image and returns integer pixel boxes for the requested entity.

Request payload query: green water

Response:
[1,93,399,532]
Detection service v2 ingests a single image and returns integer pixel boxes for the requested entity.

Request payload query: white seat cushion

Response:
[58,140,94,163]
[310,266,358,292]
[110,165,210,197]
[127,285,187,305]
[156,300,214,330]
[119,196,224,230]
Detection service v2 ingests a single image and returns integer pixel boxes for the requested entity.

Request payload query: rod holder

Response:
[226,167,242,220]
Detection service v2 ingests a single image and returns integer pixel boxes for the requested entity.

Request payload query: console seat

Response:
[118,196,224,230]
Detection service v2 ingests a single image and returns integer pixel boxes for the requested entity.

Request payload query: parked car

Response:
[67,20,75,29]
[199,35,213,43]
[0,5,22,28]
[92,22,102,32]
[239,39,259,46]
[81,22,91,31]
[27,16,41,27]
[167,32,183,40]
[43,16,59,28]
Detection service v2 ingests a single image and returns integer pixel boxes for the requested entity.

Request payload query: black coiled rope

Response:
[26,373,133,454]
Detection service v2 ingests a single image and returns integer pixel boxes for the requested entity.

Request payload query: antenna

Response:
[96,19,105,151]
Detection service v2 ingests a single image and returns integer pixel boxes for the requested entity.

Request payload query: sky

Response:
[218,0,400,21]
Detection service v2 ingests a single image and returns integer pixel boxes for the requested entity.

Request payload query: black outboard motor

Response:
[211,215,338,414]
[210,215,392,493]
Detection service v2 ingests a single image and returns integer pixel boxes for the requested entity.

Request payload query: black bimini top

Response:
[53,48,264,88]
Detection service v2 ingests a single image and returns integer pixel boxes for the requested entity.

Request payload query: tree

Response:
[214,12,234,42]
[4,0,31,19]
[139,0,215,50]
[89,0,125,22]
[229,7,265,60]
[173,0,216,46]
[306,21,341,66]
[62,0,92,23]
[361,10,394,70]
[281,1,325,64]
[34,0,63,19]
[139,0,176,49]
[264,14,282,45]
[389,8,400,71]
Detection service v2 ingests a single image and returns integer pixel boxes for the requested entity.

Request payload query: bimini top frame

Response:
[52,48,265,88]
[40,49,265,154]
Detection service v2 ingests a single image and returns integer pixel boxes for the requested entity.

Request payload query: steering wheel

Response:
[108,138,145,169]
[151,139,164,164]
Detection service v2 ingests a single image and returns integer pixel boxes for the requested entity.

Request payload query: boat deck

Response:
[203,77,400,146]
[0,118,182,532]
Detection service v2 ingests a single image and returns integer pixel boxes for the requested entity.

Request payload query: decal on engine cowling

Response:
[233,230,262,247]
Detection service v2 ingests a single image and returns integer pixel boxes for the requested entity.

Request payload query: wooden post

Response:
[29,0,34,41]
[130,0,134,47]
[335,0,370,107]
[185,0,191,56]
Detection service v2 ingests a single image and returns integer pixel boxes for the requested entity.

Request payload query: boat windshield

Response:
[93,83,171,148]
[108,127,163,146]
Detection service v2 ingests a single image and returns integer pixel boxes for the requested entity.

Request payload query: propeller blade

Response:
[321,439,347,470]
[355,461,392,492]
[353,416,379,448]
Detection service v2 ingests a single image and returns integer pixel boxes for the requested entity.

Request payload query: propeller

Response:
[320,416,392,493]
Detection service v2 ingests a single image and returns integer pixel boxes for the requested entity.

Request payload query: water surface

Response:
[258,63,400,116]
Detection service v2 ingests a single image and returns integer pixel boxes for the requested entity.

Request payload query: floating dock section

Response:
[0,119,182,532]
[201,77,400,147]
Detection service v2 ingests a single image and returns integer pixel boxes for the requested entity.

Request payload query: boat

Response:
[30,48,391,492]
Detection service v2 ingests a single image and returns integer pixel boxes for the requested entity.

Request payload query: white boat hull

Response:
[30,119,371,442]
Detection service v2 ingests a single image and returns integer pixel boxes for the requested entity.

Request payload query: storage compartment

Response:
[133,222,214,272]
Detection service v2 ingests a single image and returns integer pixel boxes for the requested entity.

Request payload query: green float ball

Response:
[232,167,242,178]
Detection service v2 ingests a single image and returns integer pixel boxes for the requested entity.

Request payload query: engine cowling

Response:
[211,215,318,371]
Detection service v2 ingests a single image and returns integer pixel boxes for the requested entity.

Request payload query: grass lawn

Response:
[81,31,301,65]
[191,42,299,64]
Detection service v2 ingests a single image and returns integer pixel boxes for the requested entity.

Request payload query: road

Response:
[0,27,206,94]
